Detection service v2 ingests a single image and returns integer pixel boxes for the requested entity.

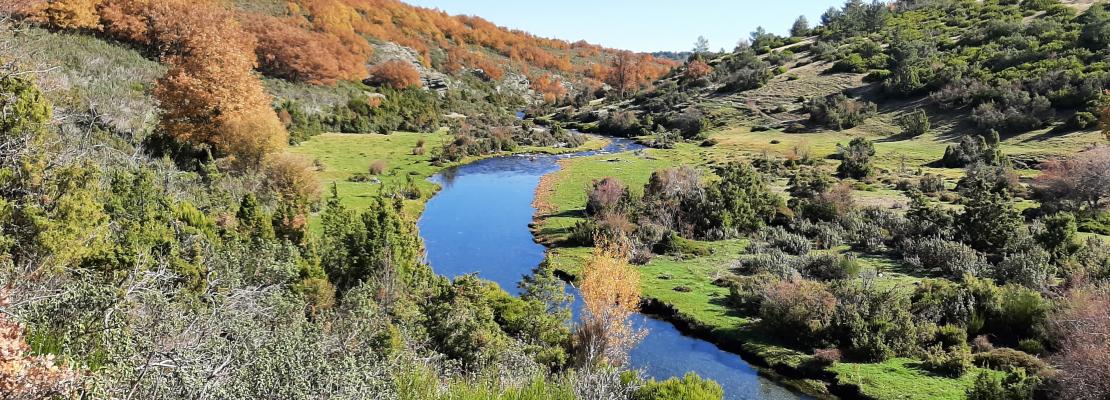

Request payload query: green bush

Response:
[836,137,876,179]
[973,348,1046,373]
[633,373,725,400]
[922,343,973,378]
[805,94,877,130]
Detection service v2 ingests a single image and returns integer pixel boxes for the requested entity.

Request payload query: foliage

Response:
[806,94,876,131]
[759,278,837,344]
[897,108,931,137]
[1035,146,1110,213]
[633,373,724,400]
[319,189,425,293]
[1047,287,1110,399]
[700,162,783,238]
[966,369,1038,400]
[242,13,369,85]
[146,0,288,165]
[959,183,1023,253]
[0,290,78,398]
[836,137,876,179]
[369,59,422,90]
[576,248,644,367]
[903,236,988,279]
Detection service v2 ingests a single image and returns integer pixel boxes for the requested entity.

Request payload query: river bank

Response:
[529,141,994,400]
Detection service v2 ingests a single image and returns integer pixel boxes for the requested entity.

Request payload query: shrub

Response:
[966,369,1038,400]
[368,60,421,89]
[836,137,876,179]
[799,253,860,281]
[586,177,632,217]
[805,94,876,130]
[832,283,918,361]
[1048,287,1110,400]
[813,348,842,365]
[1069,111,1098,130]
[726,273,780,314]
[699,163,783,238]
[262,153,321,206]
[759,278,837,344]
[633,373,724,400]
[903,236,989,279]
[369,160,387,175]
[762,226,811,255]
[683,60,712,81]
[922,343,973,377]
[995,246,1053,291]
[973,348,1047,373]
[918,174,946,194]
[897,108,930,137]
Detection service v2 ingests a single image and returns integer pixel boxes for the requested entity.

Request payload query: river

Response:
[417,138,806,400]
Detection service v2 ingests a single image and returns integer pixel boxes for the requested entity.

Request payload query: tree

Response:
[701,162,782,237]
[29,0,102,30]
[1036,146,1110,212]
[791,15,811,37]
[1048,287,1110,400]
[575,247,645,367]
[242,14,369,85]
[605,51,640,98]
[692,35,710,56]
[368,60,422,89]
[960,184,1022,253]
[149,0,288,165]
[836,137,875,179]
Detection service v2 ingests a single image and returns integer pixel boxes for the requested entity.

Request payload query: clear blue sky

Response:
[402,1,844,53]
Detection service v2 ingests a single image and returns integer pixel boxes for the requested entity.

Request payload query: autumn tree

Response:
[147,0,287,165]
[29,0,102,29]
[605,50,640,98]
[368,60,422,89]
[684,60,712,81]
[242,14,368,85]
[575,246,645,367]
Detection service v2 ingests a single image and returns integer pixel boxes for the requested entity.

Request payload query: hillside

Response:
[532,0,1110,399]
[567,0,1108,165]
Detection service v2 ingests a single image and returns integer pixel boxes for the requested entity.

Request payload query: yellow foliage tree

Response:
[30,0,103,30]
[575,245,645,367]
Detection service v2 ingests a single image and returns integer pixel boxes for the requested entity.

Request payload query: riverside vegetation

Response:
[535,0,1110,399]
[3,0,1110,400]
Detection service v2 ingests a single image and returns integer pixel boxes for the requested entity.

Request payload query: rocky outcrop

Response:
[370,42,453,94]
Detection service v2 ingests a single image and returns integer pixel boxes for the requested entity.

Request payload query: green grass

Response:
[829,358,998,400]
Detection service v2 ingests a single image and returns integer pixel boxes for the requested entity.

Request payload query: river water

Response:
[417,138,805,400]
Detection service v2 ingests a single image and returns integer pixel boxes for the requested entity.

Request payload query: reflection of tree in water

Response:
[438,166,460,188]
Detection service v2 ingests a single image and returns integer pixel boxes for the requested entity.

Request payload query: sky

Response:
[401,1,845,53]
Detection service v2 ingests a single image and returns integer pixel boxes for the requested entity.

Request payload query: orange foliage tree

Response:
[368,60,422,89]
[0,290,78,398]
[241,14,369,85]
[145,0,287,165]
[531,74,567,103]
[684,60,712,80]
[575,246,645,367]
